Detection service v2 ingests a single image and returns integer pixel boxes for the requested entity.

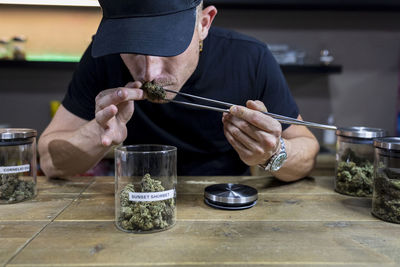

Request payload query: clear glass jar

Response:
[372,137,400,224]
[115,145,177,233]
[0,38,10,60]
[335,127,386,197]
[0,129,37,204]
[11,36,26,60]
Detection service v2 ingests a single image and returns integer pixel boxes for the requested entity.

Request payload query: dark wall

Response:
[0,8,399,142]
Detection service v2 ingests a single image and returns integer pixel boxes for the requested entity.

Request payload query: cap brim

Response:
[92,7,197,58]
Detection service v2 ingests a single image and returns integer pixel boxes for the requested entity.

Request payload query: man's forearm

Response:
[273,136,320,182]
[38,120,112,178]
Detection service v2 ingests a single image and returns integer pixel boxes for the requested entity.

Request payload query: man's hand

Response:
[95,81,144,146]
[222,100,282,166]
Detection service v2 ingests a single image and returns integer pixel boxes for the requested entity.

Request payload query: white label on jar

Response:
[128,189,175,202]
[0,164,30,174]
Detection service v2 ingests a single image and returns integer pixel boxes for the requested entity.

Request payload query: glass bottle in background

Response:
[11,35,27,60]
[0,38,11,60]
[49,100,61,118]
[320,49,334,65]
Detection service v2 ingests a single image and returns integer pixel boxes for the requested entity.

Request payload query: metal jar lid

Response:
[0,128,37,140]
[204,183,258,210]
[374,137,400,151]
[336,126,386,139]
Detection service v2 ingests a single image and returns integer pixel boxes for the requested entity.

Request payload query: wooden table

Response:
[1,162,400,266]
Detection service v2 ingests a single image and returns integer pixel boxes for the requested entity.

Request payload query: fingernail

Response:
[231,106,238,113]
[101,137,109,146]
[117,90,123,98]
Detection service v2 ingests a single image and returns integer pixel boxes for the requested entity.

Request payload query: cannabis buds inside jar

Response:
[0,128,37,204]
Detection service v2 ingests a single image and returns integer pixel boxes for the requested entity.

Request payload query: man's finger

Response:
[128,81,143,88]
[124,88,145,101]
[95,105,117,127]
[247,100,267,112]
[223,126,250,156]
[229,105,281,132]
[101,135,112,147]
[225,113,272,143]
[96,87,144,110]
[116,100,134,123]
[223,119,260,152]
[101,128,114,146]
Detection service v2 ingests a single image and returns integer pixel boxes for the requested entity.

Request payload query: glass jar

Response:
[10,36,26,60]
[0,38,11,60]
[335,127,386,197]
[115,145,177,233]
[372,137,400,224]
[0,128,37,204]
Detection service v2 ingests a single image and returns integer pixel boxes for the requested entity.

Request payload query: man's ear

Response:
[198,6,217,40]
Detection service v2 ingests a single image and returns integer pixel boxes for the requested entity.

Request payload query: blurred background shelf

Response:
[204,0,400,11]
[280,64,341,74]
[0,60,342,74]
[1,0,400,11]
[0,59,77,69]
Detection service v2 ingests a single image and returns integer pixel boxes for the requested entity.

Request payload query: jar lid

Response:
[374,137,400,150]
[0,128,37,140]
[336,126,386,139]
[204,183,258,210]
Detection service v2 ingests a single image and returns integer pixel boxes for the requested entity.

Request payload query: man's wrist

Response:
[258,137,287,172]
[258,136,282,169]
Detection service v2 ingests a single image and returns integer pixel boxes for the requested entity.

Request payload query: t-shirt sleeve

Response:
[62,42,105,121]
[256,46,299,130]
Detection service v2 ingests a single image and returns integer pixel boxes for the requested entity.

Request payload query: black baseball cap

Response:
[92,0,202,58]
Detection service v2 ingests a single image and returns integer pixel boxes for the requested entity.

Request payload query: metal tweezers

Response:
[163,88,337,131]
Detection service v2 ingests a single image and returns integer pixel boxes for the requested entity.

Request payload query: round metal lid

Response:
[204,198,257,210]
[0,128,37,140]
[336,126,386,139]
[204,183,258,210]
[374,137,400,151]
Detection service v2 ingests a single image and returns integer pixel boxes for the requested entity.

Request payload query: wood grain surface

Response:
[1,157,399,266]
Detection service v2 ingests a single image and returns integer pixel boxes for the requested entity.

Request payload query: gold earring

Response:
[199,40,203,52]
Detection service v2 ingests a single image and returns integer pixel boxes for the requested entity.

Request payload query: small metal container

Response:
[0,128,37,204]
[335,127,386,197]
[372,137,400,224]
[204,183,258,210]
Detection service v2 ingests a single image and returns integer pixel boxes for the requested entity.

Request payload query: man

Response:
[38,0,319,181]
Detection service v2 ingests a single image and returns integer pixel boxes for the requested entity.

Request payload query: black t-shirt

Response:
[62,27,299,176]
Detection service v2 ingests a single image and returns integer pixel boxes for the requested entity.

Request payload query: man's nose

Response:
[144,56,162,82]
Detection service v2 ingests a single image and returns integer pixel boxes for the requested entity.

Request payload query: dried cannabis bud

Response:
[118,173,175,232]
[0,173,35,203]
[141,82,166,101]
[335,148,374,197]
[372,168,400,223]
